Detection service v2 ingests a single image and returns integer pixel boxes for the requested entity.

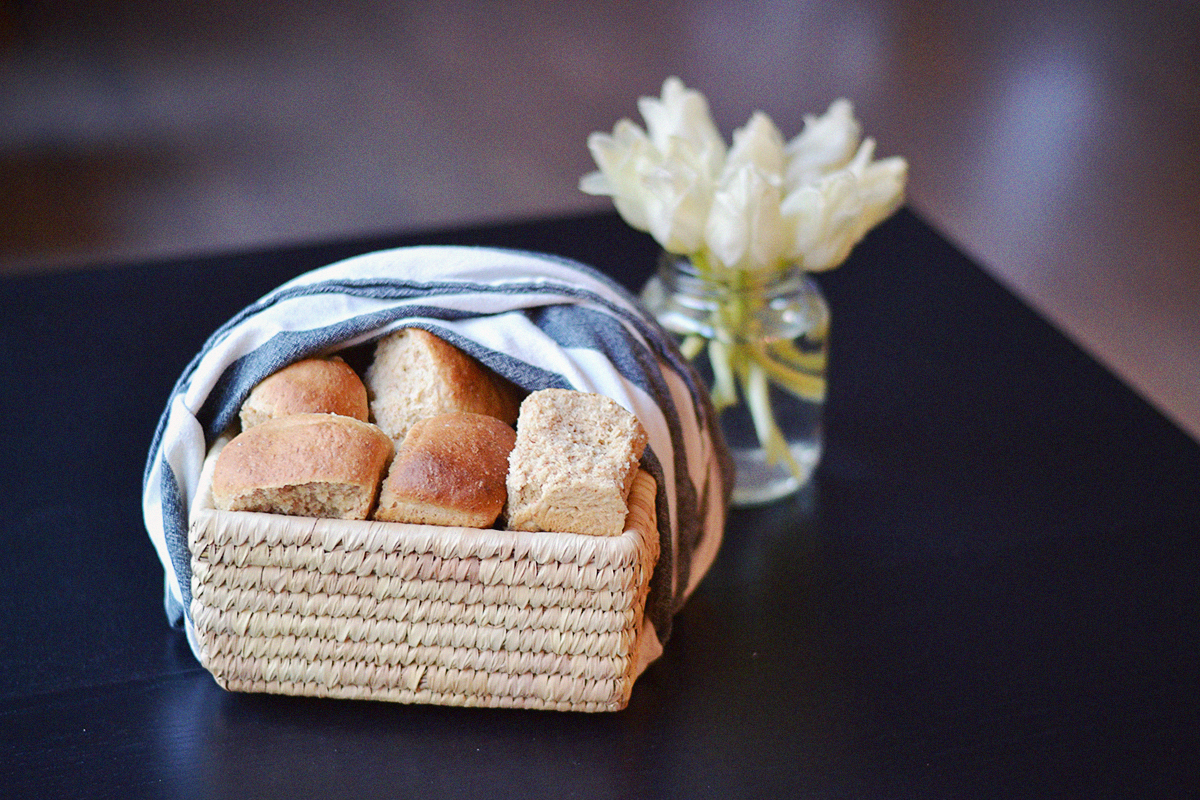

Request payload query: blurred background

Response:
[2,0,1197,440]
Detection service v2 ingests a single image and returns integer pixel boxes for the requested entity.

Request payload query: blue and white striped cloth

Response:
[143,245,731,668]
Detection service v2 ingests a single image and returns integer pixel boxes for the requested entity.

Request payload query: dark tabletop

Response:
[2,210,1197,799]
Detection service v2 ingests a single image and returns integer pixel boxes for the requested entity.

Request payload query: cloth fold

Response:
[143,244,730,667]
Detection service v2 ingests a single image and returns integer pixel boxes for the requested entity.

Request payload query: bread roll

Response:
[374,412,517,528]
[365,328,522,444]
[212,413,393,520]
[239,356,369,430]
[505,389,648,536]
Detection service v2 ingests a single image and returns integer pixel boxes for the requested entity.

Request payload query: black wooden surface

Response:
[2,210,1197,798]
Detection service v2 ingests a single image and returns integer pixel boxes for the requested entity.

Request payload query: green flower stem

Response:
[743,357,805,479]
[679,333,707,361]
[745,338,827,403]
[706,338,738,409]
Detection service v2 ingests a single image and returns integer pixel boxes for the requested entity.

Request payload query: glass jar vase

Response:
[641,252,830,506]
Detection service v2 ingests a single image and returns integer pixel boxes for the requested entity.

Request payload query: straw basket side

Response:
[187,439,660,712]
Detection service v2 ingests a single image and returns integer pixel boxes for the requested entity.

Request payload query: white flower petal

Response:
[851,155,908,238]
[780,184,825,261]
[724,111,786,181]
[578,170,612,196]
[579,121,657,231]
[779,130,908,271]
[640,159,712,254]
[784,98,862,188]
[705,165,789,273]
[638,77,726,177]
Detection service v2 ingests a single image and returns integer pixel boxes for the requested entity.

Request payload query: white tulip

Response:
[638,76,726,179]
[640,145,714,255]
[783,171,863,272]
[705,164,789,274]
[845,139,909,238]
[580,78,726,254]
[580,119,656,231]
[723,111,786,183]
[782,138,908,271]
[784,98,862,188]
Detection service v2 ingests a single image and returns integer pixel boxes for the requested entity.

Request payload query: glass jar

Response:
[641,252,830,506]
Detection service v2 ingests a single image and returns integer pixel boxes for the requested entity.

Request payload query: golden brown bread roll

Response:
[374,412,517,528]
[364,328,522,445]
[212,413,393,520]
[505,389,648,536]
[239,356,369,430]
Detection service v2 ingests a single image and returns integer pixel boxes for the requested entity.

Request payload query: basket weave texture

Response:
[187,440,660,712]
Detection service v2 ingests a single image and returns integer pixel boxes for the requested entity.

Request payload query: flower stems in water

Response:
[678,261,826,484]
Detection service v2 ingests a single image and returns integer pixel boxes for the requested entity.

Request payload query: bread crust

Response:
[212,413,393,519]
[239,356,369,430]
[374,412,517,528]
[365,328,523,444]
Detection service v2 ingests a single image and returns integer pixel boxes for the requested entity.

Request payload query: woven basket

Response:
[187,436,661,712]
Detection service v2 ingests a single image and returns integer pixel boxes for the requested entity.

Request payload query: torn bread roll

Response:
[211,413,393,520]
[365,327,522,445]
[374,412,517,528]
[239,356,369,430]
[505,388,648,536]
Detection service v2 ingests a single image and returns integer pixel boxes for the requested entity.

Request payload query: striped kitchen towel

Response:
[143,244,731,673]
